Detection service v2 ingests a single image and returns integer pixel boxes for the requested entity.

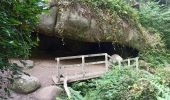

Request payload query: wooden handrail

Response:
[55,53,107,60]
[60,54,139,99]
[56,53,107,82]
[56,53,139,83]
[64,77,71,98]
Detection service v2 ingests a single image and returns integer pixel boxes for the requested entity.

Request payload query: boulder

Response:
[109,54,123,63]
[139,60,150,71]
[35,86,63,100]
[11,75,41,94]
[139,60,155,74]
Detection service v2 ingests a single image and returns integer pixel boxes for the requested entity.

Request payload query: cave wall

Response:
[38,0,163,51]
[31,34,139,59]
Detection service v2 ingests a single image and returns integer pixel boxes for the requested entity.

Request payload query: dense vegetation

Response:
[0,0,169,99]
[138,1,170,68]
[138,1,170,49]
[69,67,170,100]
[57,0,170,99]
[0,0,43,99]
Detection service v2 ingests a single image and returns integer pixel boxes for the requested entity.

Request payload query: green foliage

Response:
[139,2,162,32]
[138,1,170,49]
[69,67,170,100]
[0,0,43,99]
[155,68,170,87]
[0,0,42,59]
[71,80,96,96]
[136,0,170,69]
[69,87,84,100]
[140,50,170,68]
[83,0,139,22]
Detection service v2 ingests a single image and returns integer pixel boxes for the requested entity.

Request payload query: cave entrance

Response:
[31,34,139,59]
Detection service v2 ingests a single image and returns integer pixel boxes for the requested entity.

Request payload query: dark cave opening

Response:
[31,34,139,59]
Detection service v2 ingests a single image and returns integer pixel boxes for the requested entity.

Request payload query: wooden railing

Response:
[107,55,139,69]
[55,53,108,82]
[56,53,139,98]
[55,53,139,83]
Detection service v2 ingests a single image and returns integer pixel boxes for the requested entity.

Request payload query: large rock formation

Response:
[38,0,163,51]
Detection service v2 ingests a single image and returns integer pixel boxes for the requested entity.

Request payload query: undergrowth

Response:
[140,50,170,68]
[63,67,170,100]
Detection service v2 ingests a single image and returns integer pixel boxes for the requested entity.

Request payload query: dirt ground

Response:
[8,59,57,100]
[8,56,106,100]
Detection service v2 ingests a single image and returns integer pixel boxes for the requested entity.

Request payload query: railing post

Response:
[64,77,71,98]
[105,53,108,71]
[136,57,139,70]
[128,59,130,67]
[118,61,121,68]
[82,56,85,77]
[56,58,61,82]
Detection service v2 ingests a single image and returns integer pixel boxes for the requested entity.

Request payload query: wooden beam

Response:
[62,61,105,68]
[55,53,106,60]
[56,58,60,82]
[82,56,85,77]
[85,61,105,65]
[118,61,121,68]
[128,59,130,67]
[64,77,71,98]
[135,57,139,70]
[105,53,108,71]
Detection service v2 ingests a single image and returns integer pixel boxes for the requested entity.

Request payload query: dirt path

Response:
[25,59,57,87]
[9,59,57,100]
[8,57,106,100]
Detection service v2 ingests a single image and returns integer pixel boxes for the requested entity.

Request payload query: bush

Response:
[0,0,43,99]
[140,50,170,68]
[155,67,170,87]
[138,1,170,49]
[69,67,170,100]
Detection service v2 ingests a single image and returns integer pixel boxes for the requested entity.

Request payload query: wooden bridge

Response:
[52,53,139,84]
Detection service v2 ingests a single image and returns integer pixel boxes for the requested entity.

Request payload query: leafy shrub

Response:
[69,67,170,100]
[140,50,170,68]
[70,80,96,96]
[138,1,170,49]
[0,0,43,99]
[155,68,170,87]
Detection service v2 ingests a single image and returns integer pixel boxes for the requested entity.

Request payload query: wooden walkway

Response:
[52,53,139,84]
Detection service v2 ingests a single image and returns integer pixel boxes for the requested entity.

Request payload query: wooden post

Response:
[82,56,85,77]
[136,57,139,70]
[64,77,71,98]
[128,59,130,67]
[105,53,108,71]
[56,58,60,82]
[118,61,121,68]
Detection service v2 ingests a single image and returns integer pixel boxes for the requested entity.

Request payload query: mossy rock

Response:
[11,75,41,94]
